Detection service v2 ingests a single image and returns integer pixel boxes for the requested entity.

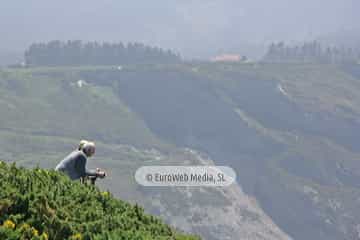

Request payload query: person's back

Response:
[55,140,106,182]
[55,150,90,180]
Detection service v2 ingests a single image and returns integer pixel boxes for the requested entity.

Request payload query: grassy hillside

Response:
[76,62,360,240]
[0,161,199,240]
[1,62,360,240]
[0,67,162,147]
[0,66,291,240]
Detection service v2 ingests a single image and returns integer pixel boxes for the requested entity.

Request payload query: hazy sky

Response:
[1,0,359,58]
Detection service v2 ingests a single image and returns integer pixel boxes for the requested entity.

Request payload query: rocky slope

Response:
[1,62,360,239]
[82,63,360,240]
[0,66,291,240]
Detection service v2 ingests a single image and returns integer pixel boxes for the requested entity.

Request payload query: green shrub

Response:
[0,161,199,240]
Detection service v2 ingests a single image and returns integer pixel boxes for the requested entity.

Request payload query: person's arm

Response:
[75,155,97,178]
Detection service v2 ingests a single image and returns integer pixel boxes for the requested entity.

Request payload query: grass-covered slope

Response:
[2,63,360,239]
[83,62,360,240]
[0,161,199,240]
[0,66,292,240]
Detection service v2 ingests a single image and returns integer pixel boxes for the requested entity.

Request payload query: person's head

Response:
[78,140,96,157]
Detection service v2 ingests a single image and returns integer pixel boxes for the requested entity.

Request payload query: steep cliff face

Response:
[1,63,360,240]
[82,63,360,240]
[138,149,290,240]
[0,67,291,240]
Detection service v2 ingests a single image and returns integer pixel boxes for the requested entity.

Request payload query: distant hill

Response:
[0,161,199,240]
[0,65,290,240]
[2,62,360,239]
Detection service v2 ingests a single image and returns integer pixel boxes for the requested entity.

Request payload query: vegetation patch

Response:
[0,161,199,240]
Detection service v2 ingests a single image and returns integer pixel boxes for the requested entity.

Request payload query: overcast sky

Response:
[1,0,359,58]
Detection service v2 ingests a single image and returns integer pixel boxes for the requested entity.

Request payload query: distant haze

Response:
[1,0,359,59]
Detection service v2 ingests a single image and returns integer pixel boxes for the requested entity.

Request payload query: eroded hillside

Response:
[1,63,360,239]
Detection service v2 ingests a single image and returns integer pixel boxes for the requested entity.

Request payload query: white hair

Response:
[82,141,95,152]
[78,140,95,156]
